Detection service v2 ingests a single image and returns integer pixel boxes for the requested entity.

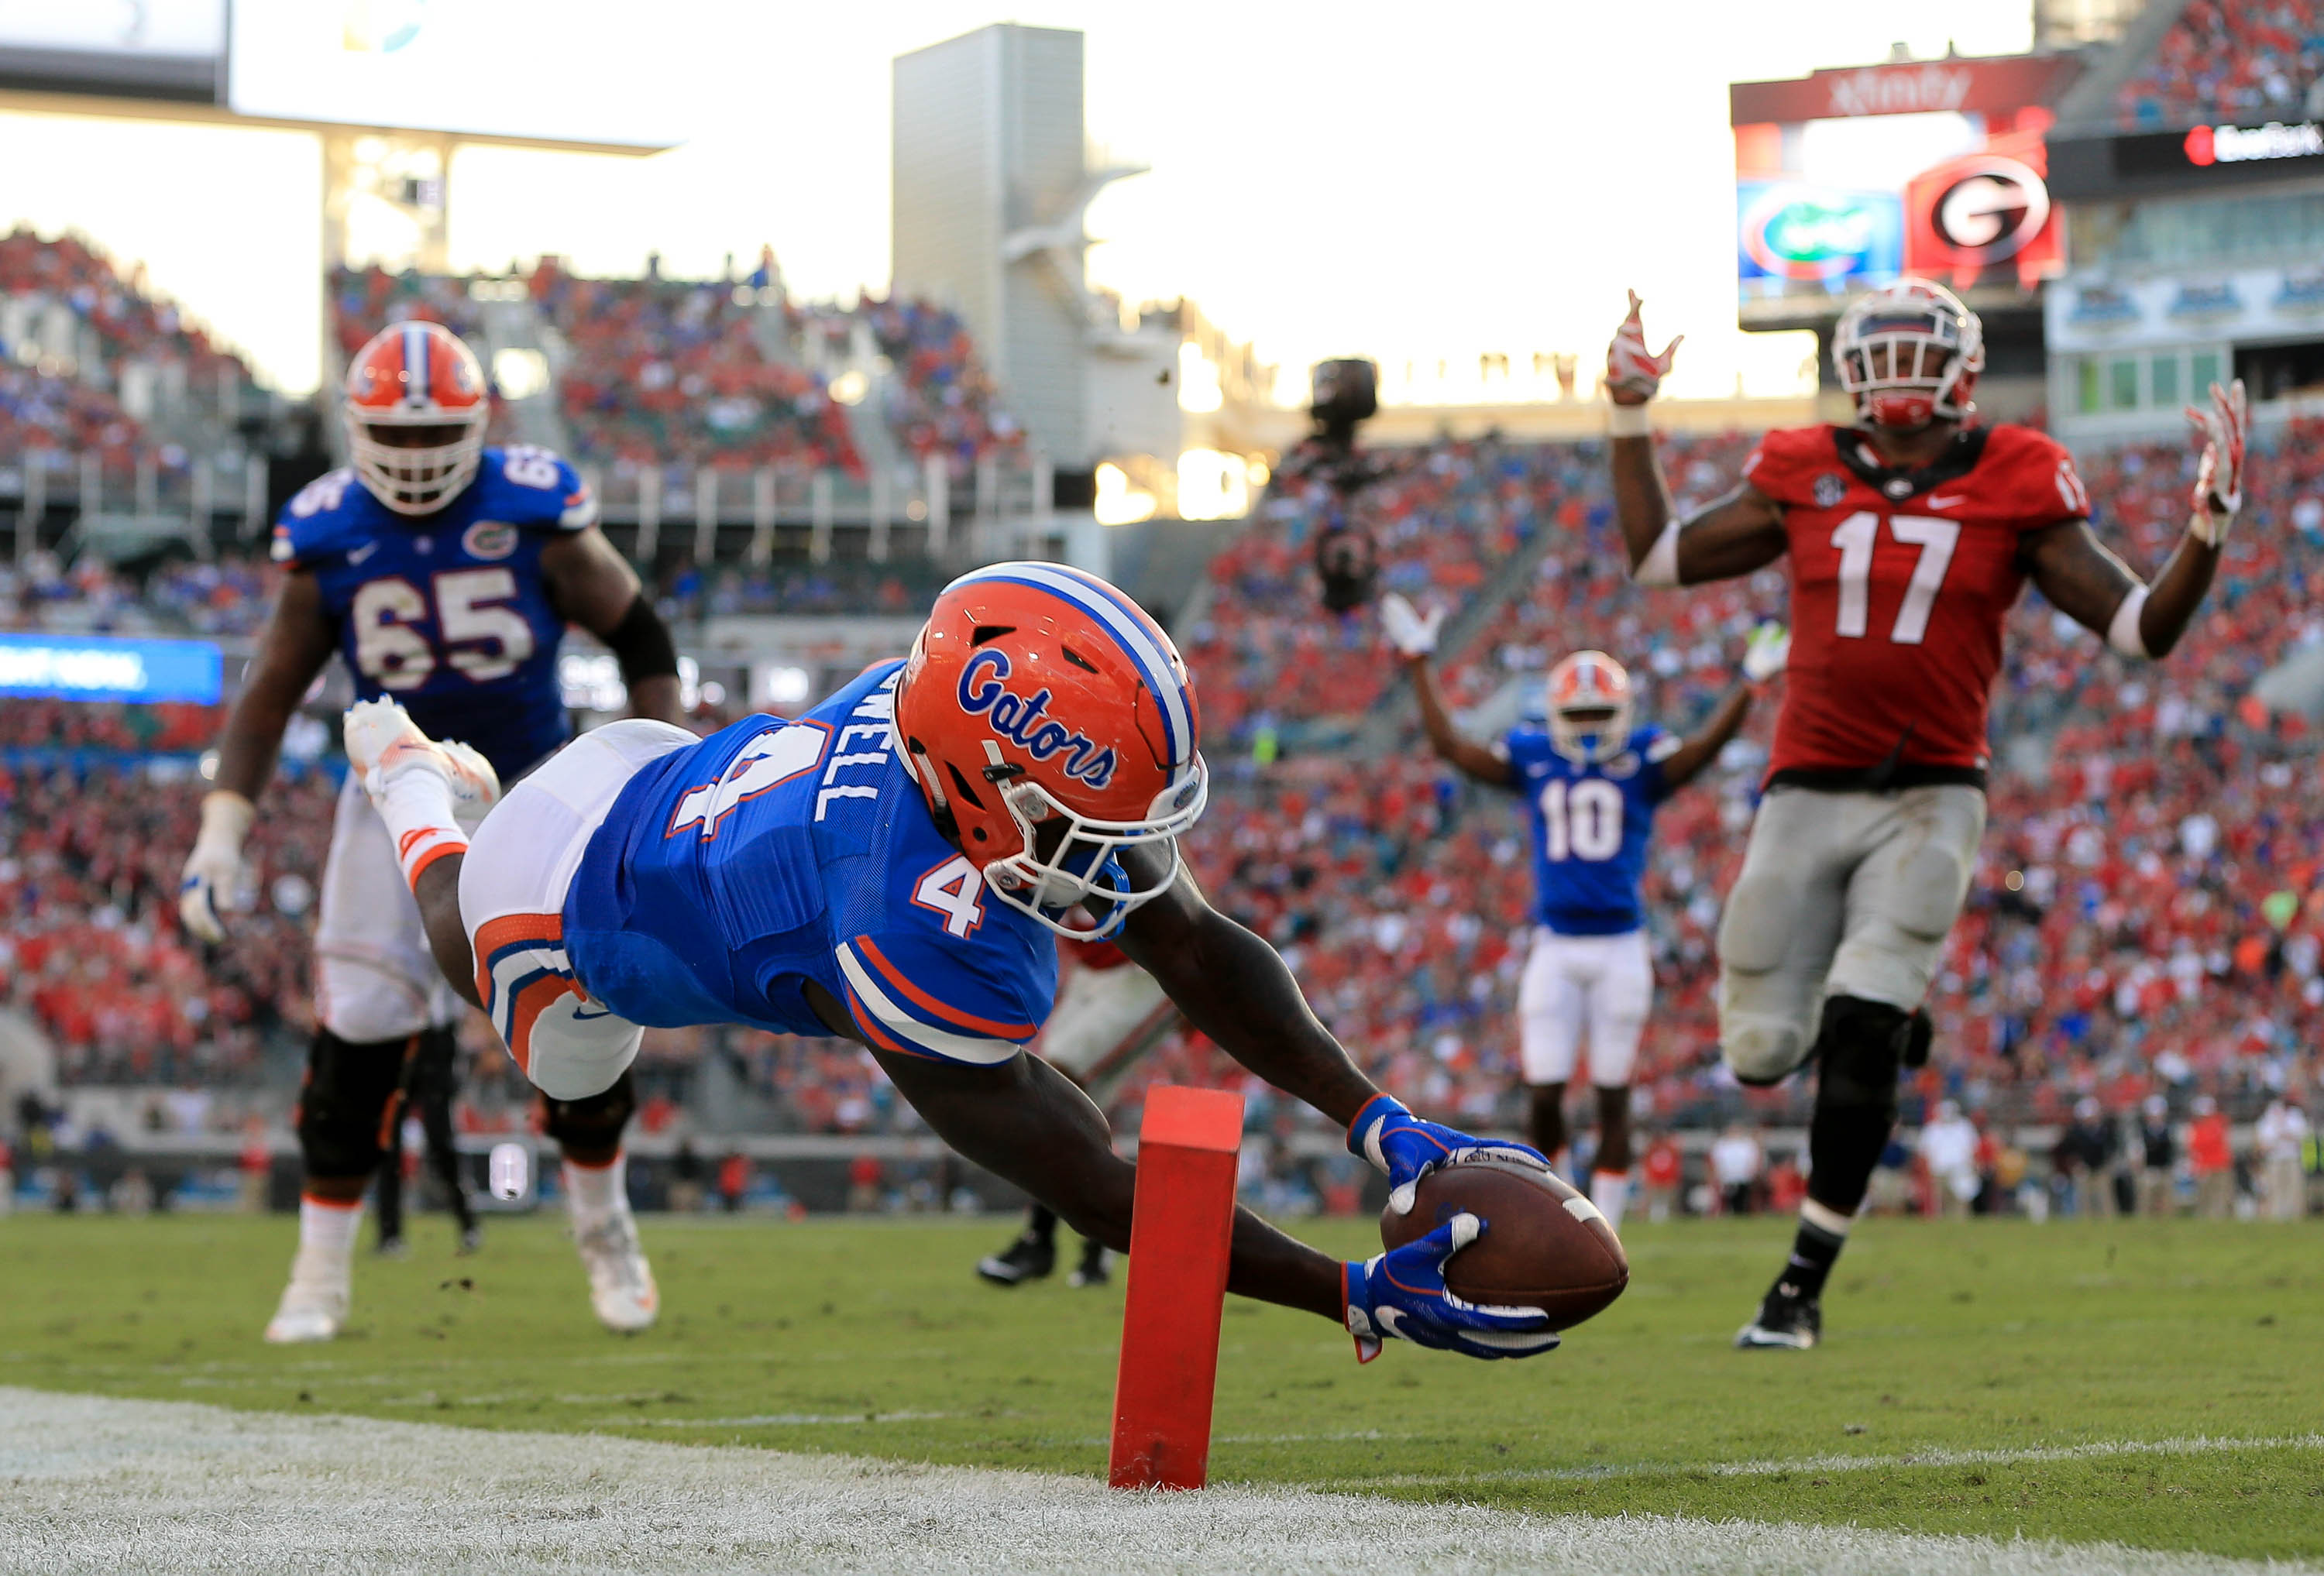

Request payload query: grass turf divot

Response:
[1,1212,2318,1559]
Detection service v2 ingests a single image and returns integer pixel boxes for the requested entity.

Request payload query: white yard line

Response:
[1358,1431,2324,1489]
[0,1386,2308,1576]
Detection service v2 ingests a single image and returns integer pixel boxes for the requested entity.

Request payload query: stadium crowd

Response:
[7,417,2322,1152]
[0,227,263,468]
[2115,0,2324,129]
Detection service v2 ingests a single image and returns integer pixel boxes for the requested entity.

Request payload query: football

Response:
[1380,1152,1631,1330]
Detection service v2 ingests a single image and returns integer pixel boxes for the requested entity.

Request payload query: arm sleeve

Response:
[830,930,1045,1066]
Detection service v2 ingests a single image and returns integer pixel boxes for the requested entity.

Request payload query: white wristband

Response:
[1633,521,1680,586]
[1606,401,1652,438]
[195,790,256,857]
[2107,582,2152,660]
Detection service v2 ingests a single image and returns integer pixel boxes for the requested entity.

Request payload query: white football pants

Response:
[314,771,463,1043]
[1716,783,1985,1084]
[1517,926,1652,1089]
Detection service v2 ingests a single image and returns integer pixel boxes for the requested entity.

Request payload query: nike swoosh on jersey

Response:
[1926,494,1968,509]
[348,541,379,564]
[569,1001,615,1021]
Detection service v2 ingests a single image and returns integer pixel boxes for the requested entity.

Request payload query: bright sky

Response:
[0,0,2035,401]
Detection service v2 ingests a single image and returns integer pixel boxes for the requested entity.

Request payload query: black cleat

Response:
[1067,1241,1110,1289]
[1734,1281,1820,1350]
[374,1234,408,1260]
[975,1233,1056,1287]
[457,1223,483,1255]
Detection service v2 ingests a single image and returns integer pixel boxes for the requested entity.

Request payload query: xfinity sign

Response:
[2186,120,2324,166]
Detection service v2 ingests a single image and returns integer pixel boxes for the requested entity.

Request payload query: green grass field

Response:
[3,1211,2319,1561]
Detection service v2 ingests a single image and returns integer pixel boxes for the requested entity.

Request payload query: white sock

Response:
[564,1153,627,1221]
[295,1195,362,1272]
[1590,1169,1631,1233]
[374,770,468,891]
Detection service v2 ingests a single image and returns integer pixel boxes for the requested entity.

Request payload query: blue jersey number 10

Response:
[1540,777,1624,863]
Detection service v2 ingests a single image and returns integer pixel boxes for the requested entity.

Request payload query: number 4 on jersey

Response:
[1830,512,1960,644]
[913,855,987,938]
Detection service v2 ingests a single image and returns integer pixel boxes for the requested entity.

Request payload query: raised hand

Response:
[1607,290,1683,406]
[1379,592,1444,659]
[2185,378,2247,547]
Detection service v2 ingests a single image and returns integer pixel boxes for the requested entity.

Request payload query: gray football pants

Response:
[1716,784,1985,1083]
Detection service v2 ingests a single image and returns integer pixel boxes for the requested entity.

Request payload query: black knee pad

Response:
[295,1030,413,1180]
[1903,1007,1934,1070]
[1813,995,1912,1118]
[541,1067,637,1152]
[1806,996,1911,1216]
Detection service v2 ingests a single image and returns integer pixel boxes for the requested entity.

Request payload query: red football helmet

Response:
[344,320,491,516]
[1546,650,1633,764]
[1832,279,1984,431]
[893,562,1208,936]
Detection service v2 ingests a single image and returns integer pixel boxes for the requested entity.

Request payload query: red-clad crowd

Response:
[7,408,2322,1155]
[0,761,334,1084]
[841,295,1024,480]
[2115,0,2324,129]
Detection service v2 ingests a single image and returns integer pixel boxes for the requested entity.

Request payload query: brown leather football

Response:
[1379,1152,1630,1331]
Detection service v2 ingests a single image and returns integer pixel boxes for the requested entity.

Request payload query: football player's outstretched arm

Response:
[1116,851,1380,1127]
[541,528,686,725]
[1406,654,1510,786]
[215,571,337,802]
[1603,293,1788,585]
[2023,381,2243,661]
[1655,682,1753,791]
[180,571,338,942]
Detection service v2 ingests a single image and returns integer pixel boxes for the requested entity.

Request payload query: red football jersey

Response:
[1742,423,2089,776]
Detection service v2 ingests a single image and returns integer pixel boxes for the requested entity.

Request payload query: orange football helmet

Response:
[892,562,1208,936]
[344,320,491,515]
[1546,650,1633,763]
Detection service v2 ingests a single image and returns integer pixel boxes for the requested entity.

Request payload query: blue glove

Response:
[1342,1213,1560,1362]
[1348,1093,1551,1216]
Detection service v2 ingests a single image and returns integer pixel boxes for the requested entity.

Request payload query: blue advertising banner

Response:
[0,633,223,704]
[1736,181,1904,298]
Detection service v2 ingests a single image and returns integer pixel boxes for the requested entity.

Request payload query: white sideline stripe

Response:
[0,1388,2311,1576]
[1356,1431,2324,1489]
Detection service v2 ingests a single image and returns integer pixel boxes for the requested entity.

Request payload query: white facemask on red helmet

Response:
[345,321,491,516]
[1546,650,1634,764]
[1832,279,1984,432]
[892,562,1208,938]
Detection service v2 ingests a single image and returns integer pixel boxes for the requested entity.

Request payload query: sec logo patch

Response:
[462,520,518,561]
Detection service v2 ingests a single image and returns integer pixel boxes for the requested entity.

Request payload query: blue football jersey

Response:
[272,445,596,779]
[560,661,1059,1062]
[1504,724,1678,936]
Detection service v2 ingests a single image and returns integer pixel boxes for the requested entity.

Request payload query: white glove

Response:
[2185,378,2247,547]
[1606,290,1682,405]
[178,791,254,943]
[1379,592,1444,658]
[1742,621,1789,684]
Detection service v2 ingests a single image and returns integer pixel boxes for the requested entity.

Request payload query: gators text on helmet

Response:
[892,562,1208,937]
